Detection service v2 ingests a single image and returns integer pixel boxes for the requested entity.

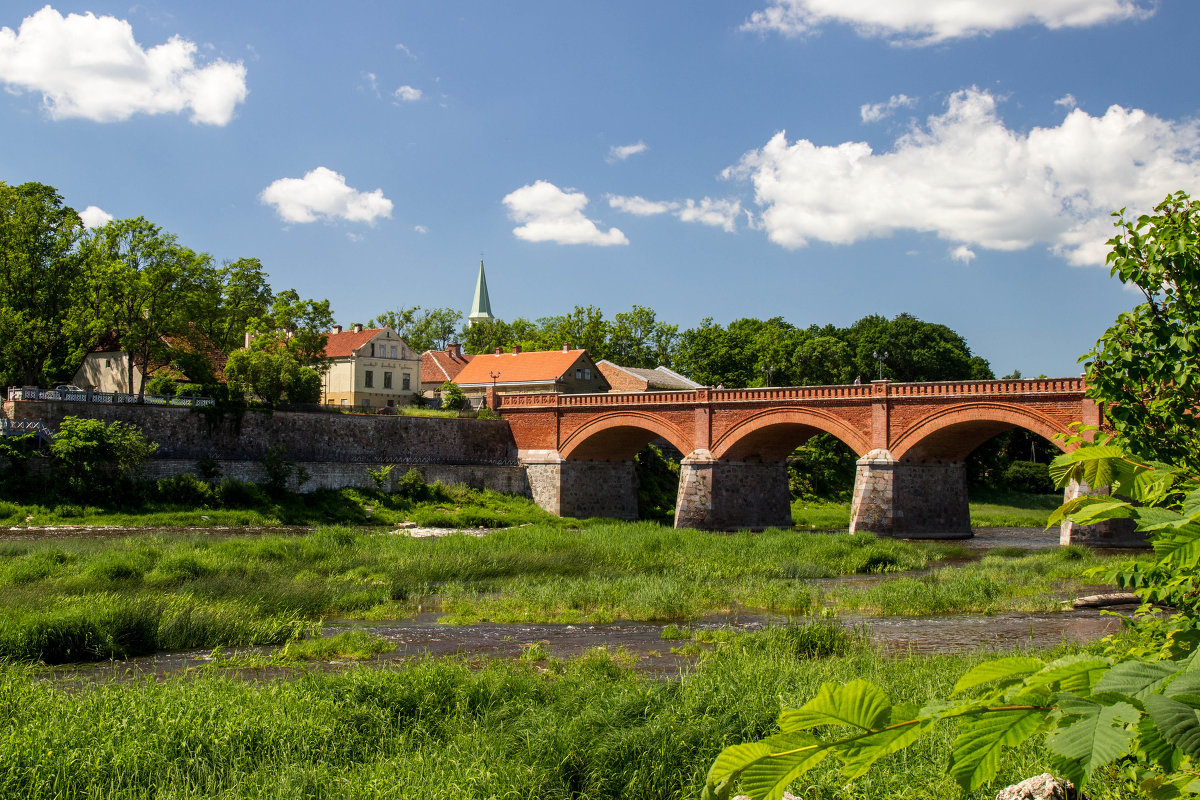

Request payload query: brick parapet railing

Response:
[497,378,1085,409]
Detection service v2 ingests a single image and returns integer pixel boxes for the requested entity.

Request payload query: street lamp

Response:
[873,350,888,381]
[489,370,500,389]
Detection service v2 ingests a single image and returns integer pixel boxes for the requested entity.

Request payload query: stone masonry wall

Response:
[4,399,516,464]
[850,449,971,538]
[524,460,637,520]
[4,399,525,495]
[675,455,791,531]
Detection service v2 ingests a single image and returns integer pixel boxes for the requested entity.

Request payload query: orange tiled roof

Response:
[454,349,587,386]
[421,348,473,385]
[323,328,385,359]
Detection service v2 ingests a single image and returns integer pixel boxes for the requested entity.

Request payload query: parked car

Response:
[54,384,84,397]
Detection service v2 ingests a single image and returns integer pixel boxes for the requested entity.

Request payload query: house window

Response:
[383,372,392,389]
[365,370,374,388]
[340,399,347,406]
[575,369,582,380]
[391,345,398,359]
[369,343,375,357]
[402,373,411,390]
[361,399,371,409]
[104,358,112,368]
[584,368,592,380]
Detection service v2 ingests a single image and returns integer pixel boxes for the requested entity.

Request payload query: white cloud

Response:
[1055,93,1078,110]
[503,180,628,246]
[0,6,247,124]
[394,85,422,102]
[724,88,1200,266]
[607,141,648,163]
[395,42,416,59]
[608,194,743,232]
[677,198,742,232]
[260,167,393,225]
[741,0,1152,45]
[78,205,112,228]
[950,244,976,264]
[346,232,363,242]
[413,224,428,234]
[608,195,674,216]
[860,94,916,123]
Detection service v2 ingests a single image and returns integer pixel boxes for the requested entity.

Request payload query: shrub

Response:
[155,473,214,506]
[437,381,466,411]
[49,417,158,499]
[1001,460,1054,493]
[395,468,427,500]
[215,478,266,508]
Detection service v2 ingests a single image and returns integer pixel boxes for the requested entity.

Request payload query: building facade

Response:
[320,324,421,410]
[453,346,609,403]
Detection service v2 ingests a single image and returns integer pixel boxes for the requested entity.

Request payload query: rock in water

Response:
[994,773,1077,800]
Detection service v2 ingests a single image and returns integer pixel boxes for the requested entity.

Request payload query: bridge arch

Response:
[558,411,692,461]
[711,407,871,461]
[890,402,1073,462]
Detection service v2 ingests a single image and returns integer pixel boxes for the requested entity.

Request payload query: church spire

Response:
[468,259,495,327]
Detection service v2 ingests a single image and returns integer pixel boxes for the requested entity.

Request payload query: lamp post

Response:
[873,350,888,381]
[489,370,500,389]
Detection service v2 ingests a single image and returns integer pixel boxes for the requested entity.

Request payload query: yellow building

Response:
[320,324,421,410]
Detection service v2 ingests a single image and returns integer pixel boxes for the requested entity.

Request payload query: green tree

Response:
[608,305,679,368]
[0,182,92,387]
[844,313,992,383]
[461,318,514,355]
[369,306,464,353]
[1085,191,1200,472]
[50,416,158,497]
[81,217,210,395]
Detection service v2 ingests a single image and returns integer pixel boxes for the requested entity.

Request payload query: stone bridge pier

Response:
[521,451,639,521]
[674,450,792,531]
[848,449,971,538]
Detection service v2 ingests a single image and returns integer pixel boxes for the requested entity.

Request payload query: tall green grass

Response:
[0,627,1125,799]
[0,524,1128,663]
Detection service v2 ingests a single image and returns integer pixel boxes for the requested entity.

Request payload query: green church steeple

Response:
[468,259,495,327]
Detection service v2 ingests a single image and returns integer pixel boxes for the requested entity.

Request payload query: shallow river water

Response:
[33,524,1143,681]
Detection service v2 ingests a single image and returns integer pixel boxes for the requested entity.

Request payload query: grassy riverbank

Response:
[0,523,1135,664]
[792,490,1063,530]
[0,626,1131,800]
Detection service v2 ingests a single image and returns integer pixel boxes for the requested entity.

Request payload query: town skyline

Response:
[2,1,1198,378]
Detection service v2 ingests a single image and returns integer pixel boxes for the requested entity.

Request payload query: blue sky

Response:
[2,1,1198,378]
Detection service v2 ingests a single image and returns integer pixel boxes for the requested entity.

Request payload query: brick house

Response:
[320,324,421,410]
[73,328,228,393]
[420,343,473,397]
[453,345,609,404]
[594,361,700,392]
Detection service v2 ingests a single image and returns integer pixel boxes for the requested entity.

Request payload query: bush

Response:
[395,468,427,500]
[155,473,214,506]
[1001,460,1054,493]
[438,381,465,411]
[144,375,178,397]
[50,417,158,499]
[215,478,267,508]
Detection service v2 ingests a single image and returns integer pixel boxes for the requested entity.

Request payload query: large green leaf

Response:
[1025,655,1113,695]
[949,708,1046,791]
[1094,660,1178,699]
[1045,695,1139,786]
[703,731,827,800]
[778,680,892,732]
[834,719,930,781]
[1145,695,1200,760]
[1067,499,1135,525]
[1134,507,1191,532]
[1151,525,1200,569]
[953,657,1045,696]
[1049,445,1129,490]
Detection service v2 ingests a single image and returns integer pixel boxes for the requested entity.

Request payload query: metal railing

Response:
[0,417,55,443]
[7,387,214,408]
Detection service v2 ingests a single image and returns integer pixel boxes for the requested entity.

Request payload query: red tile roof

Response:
[323,328,385,359]
[454,349,588,386]
[421,348,473,385]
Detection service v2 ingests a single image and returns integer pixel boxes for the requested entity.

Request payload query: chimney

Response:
[332,324,342,334]
[244,331,252,349]
[448,343,462,359]
[352,323,363,333]
[495,347,503,355]
[512,345,522,354]
[562,343,571,353]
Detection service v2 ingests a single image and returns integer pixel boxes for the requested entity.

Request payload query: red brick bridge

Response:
[497,378,1115,543]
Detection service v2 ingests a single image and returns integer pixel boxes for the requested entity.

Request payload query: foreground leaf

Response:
[704,731,827,800]
[1045,694,1139,786]
[778,679,892,732]
[949,707,1046,791]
